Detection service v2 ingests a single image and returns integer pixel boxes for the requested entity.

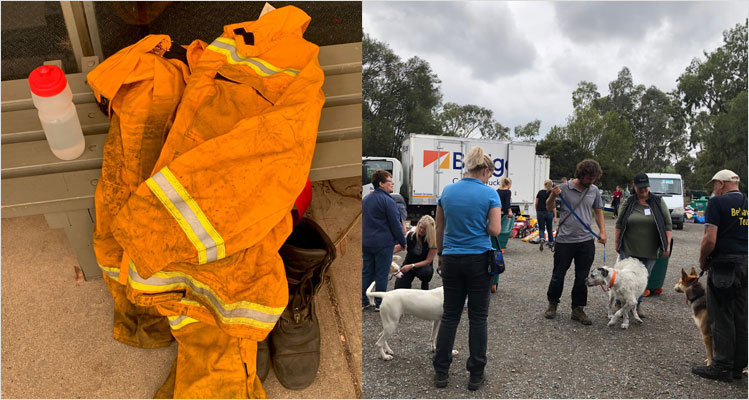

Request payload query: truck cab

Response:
[646,173,685,230]
[362,157,403,198]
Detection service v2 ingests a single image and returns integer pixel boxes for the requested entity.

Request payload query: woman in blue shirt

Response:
[432,146,501,391]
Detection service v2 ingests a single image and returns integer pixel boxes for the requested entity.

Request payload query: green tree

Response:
[513,119,541,142]
[438,102,494,137]
[628,87,688,172]
[536,135,591,180]
[363,34,442,158]
[677,20,748,191]
[481,121,511,141]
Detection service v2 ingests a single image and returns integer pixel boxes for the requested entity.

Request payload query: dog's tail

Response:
[365,281,386,302]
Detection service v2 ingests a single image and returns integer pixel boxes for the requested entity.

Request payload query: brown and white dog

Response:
[674,267,713,366]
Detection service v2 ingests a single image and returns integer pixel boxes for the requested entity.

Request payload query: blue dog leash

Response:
[558,192,606,263]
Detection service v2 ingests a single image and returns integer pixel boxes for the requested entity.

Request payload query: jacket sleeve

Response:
[386,199,407,247]
[111,59,325,277]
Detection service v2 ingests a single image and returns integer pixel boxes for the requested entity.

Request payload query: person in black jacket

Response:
[394,215,438,290]
[614,173,672,316]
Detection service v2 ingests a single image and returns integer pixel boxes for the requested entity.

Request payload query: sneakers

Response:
[434,372,449,388]
[643,289,651,297]
[467,374,485,391]
[653,288,663,295]
[491,284,497,293]
[268,218,336,390]
[544,302,558,319]
[571,306,592,325]
[539,239,545,252]
[692,365,732,382]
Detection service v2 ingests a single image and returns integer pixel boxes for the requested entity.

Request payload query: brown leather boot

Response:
[256,336,271,382]
[544,302,558,319]
[271,218,336,390]
[571,306,592,325]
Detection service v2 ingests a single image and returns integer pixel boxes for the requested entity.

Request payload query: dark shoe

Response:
[271,218,336,390]
[692,365,732,382]
[256,336,271,383]
[434,372,449,388]
[544,302,558,319]
[539,240,545,252]
[467,374,485,390]
[571,306,592,325]
[733,369,746,379]
[374,305,380,312]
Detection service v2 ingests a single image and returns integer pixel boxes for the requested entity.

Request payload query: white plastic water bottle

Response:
[28,65,85,160]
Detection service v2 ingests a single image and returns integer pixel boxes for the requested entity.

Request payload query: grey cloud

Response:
[554,2,747,44]
[365,1,537,80]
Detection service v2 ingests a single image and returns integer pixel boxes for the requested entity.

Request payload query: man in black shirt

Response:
[693,169,748,381]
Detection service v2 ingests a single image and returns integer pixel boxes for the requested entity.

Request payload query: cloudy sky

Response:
[363,1,748,137]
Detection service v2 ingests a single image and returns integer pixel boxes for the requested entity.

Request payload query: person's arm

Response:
[547,185,561,212]
[660,198,672,257]
[594,208,607,244]
[698,225,718,270]
[386,199,407,249]
[663,230,672,258]
[403,248,438,273]
[614,228,621,253]
[487,206,502,236]
[436,205,445,271]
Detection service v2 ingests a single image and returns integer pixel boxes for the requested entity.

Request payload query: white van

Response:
[646,173,685,230]
[362,156,402,198]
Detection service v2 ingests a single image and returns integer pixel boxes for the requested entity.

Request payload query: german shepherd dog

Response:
[674,268,712,365]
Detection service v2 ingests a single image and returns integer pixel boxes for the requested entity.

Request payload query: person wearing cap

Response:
[614,173,672,315]
[544,160,607,325]
[692,169,747,382]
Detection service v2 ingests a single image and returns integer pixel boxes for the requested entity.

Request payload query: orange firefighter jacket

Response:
[89,35,205,348]
[108,6,326,341]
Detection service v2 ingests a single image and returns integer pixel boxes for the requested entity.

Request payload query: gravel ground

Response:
[362,219,749,398]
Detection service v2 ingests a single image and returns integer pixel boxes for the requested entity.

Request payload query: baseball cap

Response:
[707,169,739,185]
[633,173,649,188]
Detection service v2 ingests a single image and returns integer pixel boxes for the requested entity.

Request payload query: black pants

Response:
[433,253,491,377]
[394,265,434,290]
[707,255,748,371]
[547,240,595,309]
[612,198,621,217]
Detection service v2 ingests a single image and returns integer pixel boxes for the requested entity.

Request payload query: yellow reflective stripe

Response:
[127,263,282,331]
[98,264,120,280]
[146,175,207,264]
[167,315,199,330]
[208,37,299,77]
[146,166,226,264]
[159,167,225,260]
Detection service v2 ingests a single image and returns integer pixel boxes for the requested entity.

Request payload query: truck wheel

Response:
[675,222,683,230]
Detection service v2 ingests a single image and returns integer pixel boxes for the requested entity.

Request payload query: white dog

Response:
[365,282,457,360]
[585,257,648,329]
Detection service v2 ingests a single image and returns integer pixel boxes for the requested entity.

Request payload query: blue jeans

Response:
[433,252,492,377]
[618,251,656,305]
[362,246,393,307]
[537,210,554,242]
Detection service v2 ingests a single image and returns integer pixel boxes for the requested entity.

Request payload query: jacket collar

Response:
[223,6,310,57]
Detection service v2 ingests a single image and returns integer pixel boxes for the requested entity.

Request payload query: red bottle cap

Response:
[28,65,68,97]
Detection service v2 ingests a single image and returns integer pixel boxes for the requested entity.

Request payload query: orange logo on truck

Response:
[423,150,450,169]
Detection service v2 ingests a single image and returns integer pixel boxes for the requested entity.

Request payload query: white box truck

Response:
[646,173,686,230]
[363,134,550,219]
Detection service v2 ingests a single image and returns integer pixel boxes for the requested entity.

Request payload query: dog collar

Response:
[609,270,617,289]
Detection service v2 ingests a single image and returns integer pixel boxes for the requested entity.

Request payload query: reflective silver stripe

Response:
[128,266,280,324]
[209,40,278,76]
[168,315,189,327]
[151,171,219,263]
